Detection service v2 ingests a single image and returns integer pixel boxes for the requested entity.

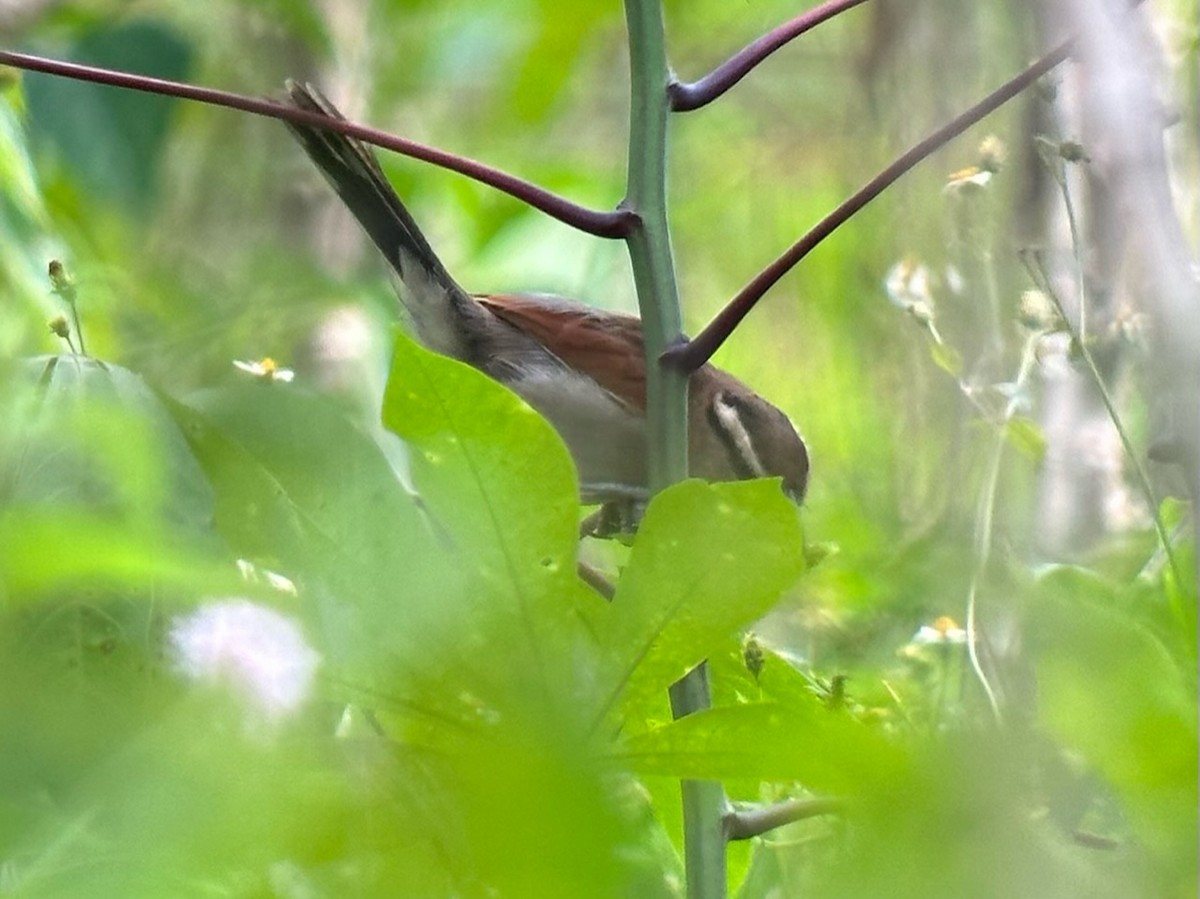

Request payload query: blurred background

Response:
[3,0,1193,657]
[0,0,1195,896]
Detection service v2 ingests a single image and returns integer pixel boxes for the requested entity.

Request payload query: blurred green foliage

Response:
[0,1,1196,897]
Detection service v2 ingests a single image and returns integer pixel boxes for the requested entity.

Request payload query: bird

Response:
[283,82,809,508]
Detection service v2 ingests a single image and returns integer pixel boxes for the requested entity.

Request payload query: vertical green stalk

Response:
[623,0,688,490]
[965,333,1041,723]
[623,2,725,897]
[667,664,726,899]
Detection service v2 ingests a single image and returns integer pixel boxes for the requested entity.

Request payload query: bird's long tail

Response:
[283,81,485,357]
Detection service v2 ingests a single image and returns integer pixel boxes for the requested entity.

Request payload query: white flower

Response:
[912,616,968,646]
[945,166,993,192]
[233,357,294,383]
[884,257,933,311]
[170,599,320,726]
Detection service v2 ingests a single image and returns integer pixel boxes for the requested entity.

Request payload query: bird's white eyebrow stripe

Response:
[712,394,768,478]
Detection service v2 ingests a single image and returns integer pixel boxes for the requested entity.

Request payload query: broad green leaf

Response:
[381,328,582,625]
[374,334,641,894]
[176,382,456,681]
[596,479,806,725]
[1028,565,1198,883]
[381,329,598,715]
[179,383,428,568]
[25,21,192,210]
[617,701,902,794]
[0,508,232,599]
[0,355,225,598]
[11,355,216,536]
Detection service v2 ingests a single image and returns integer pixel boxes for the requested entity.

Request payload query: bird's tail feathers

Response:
[284,81,485,357]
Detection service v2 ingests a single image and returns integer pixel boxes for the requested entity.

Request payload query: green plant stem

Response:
[1023,253,1190,629]
[67,299,85,356]
[959,180,1020,722]
[1058,180,1087,344]
[965,334,1039,723]
[668,664,726,897]
[623,0,688,492]
[623,2,723,897]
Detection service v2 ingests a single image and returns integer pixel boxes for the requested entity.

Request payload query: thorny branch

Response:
[664,40,1074,373]
[0,49,635,239]
[669,0,872,112]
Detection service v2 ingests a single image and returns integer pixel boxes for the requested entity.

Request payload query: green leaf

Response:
[175,381,453,680]
[0,508,231,599]
[596,479,806,725]
[381,328,580,613]
[0,356,223,600]
[1028,566,1198,880]
[1005,415,1047,463]
[930,341,963,377]
[617,701,902,794]
[380,329,596,707]
[16,356,216,534]
[25,20,193,209]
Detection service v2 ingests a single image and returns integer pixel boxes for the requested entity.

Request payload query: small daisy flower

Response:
[885,257,934,314]
[945,165,992,192]
[234,357,295,383]
[912,615,968,646]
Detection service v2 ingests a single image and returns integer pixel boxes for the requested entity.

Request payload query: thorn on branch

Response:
[672,39,1075,373]
[577,560,616,601]
[725,797,844,841]
[669,0,871,112]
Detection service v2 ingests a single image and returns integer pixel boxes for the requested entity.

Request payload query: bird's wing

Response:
[478,294,647,412]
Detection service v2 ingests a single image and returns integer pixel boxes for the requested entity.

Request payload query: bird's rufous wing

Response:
[478,294,648,411]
